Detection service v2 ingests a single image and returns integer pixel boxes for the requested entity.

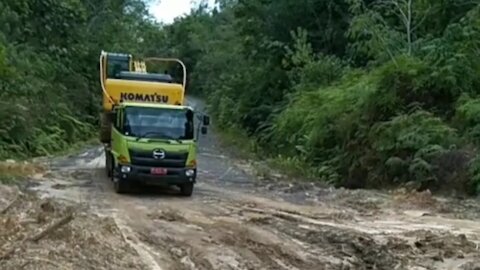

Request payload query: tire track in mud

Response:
[30,149,480,270]
[66,158,332,270]
[126,200,320,270]
[34,149,170,270]
[103,181,480,270]
[111,213,164,270]
[36,154,480,270]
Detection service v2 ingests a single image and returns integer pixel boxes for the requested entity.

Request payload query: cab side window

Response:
[107,59,130,78]
[114,109,123,132]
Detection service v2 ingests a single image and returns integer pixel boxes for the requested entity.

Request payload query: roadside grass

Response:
[52,137,99,157]
[214,126,315,182]
[213,126,259,160]
[265,155,312,179]
[0,161,45,185]
[0,136,98,185]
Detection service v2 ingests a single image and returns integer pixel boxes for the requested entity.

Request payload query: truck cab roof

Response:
[119,101,193,111]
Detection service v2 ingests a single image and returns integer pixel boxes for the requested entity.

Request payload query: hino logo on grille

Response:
[152,149,166,159]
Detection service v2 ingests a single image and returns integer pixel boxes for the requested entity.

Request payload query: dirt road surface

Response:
[3,98,480,270]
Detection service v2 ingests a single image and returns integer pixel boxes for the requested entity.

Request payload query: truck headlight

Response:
[185,169,195,177]
[121,166,131,173]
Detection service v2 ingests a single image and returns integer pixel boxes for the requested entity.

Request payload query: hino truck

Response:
[99,51,209,196]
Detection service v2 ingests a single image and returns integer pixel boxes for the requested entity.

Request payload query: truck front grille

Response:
[129,149,188,168]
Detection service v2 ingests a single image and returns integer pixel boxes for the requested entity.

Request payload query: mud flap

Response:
[105,149,113,178]
[180,183,194,197]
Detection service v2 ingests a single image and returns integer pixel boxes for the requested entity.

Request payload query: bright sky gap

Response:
[149,0,216,24]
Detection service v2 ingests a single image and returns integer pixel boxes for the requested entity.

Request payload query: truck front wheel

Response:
[180,183,194,197]
[113,177,130,194]
[105,152,113,178]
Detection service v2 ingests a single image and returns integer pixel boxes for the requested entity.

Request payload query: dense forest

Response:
[1,0,480,193]
[0,0,163,157]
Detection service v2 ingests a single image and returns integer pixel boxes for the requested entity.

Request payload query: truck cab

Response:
[99,51,209,195]
[106,102,209,195]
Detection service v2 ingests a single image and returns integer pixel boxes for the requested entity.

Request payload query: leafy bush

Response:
[2,0,473,193]
[455,96,480,144]
[158,0,480,194]
[370,111,459,184]
[267,71,374,186]
[0,0,155,160]
[269,63,465,189]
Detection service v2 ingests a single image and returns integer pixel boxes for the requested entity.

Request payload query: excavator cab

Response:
[102,53,132,79]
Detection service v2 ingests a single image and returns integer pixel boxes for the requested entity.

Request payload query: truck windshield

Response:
[123,107,194,140]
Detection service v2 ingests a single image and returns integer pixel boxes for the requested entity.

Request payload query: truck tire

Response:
[180,183,194,197]
[105,152,113,178]
[113,177,130,194]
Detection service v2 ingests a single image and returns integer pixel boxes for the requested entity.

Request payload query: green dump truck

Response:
[99,51,209,196]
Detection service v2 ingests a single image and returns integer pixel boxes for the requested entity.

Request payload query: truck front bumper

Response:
[114,165,196,186]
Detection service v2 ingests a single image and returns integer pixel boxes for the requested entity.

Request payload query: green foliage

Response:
[139,0,480,194]
[5,0,479,194]
[371,111,458,183]
[0,0,157,159]
[371,111,457,157]
[468,155,480,194]
[154,1,477,194]
[284,28,349,91]
[455,96,480,145]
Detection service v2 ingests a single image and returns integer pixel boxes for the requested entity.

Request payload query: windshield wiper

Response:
[162,135,183,144]
[135,132,183,144]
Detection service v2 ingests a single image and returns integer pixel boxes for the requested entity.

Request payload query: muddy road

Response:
[3,98,480,270]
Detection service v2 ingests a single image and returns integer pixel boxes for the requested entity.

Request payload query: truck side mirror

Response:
[203,115,210,126]
[201,126,208,135]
